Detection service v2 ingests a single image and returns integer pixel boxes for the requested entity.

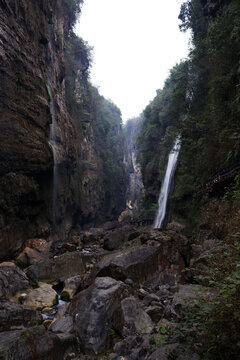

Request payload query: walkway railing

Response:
[198,159,240,194]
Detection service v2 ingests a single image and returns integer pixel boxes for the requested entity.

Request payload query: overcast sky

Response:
[75,0,190,122]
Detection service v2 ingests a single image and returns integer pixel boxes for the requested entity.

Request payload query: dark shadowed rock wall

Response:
[0,0,77,259]
[0,0,127,260]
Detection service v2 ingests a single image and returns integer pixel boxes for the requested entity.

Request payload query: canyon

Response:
[0,0,240,359]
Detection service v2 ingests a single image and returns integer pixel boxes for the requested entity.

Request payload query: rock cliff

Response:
[0,0,78,259]
[0,0,127,259]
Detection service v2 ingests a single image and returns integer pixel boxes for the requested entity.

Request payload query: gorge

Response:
[0,0,240,359]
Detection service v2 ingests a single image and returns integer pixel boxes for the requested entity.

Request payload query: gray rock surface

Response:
[0,301,41,331]
[0,326,54,359]
[68,277,131,354]
[114,297,153,337]
[0,263,29,300]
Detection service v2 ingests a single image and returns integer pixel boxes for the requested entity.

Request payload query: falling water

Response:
[49,100,58,233]
[154,136,181,229]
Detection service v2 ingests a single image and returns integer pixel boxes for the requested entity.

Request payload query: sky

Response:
[75,0,190,122]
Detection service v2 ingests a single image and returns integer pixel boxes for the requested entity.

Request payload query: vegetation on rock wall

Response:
[137,61,189,212]
[137,0,240,225]
[64,31,126,224]
[137,1,240,358]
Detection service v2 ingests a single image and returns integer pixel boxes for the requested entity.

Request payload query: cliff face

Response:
[123,118,144,210]
[67,60,127,227]
[0,0,127,259]
[0,0,77,259]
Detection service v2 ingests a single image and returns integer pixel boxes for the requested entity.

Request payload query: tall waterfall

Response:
[49,100,58,233]
[154,136,181,229]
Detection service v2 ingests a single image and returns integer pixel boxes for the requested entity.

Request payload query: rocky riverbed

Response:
[0,222,220,359]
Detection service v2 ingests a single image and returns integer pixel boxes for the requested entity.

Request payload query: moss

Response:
[60,290,70,302]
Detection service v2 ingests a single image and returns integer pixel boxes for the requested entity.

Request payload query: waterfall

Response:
[154,136,181,229]
[49,100,58,233]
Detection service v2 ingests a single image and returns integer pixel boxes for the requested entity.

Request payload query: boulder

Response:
[62,275,83,299]
[112,334,151,360]
[68,277,131,354]
[0,263,30,300]
[25,238,51,254]
[78,229,189,291]
[0,326,54,359]
[0,301,41,331]
[16,247,47,268]
[189,239,226,284]
[50,333,78,360]
[49,316,74,334]
[172,284,212,317]
[145,305,164,322]
[143,293,160,306]
[147,343,179,360]
[97,244,184,287]
[113,297,153,337]
[19,282,58,310]
[103,229,125,251]
[26,251,85,283]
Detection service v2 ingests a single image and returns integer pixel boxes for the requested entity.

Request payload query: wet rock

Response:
[43,319,52,329]
[114,297,153,337]
[0,263,29,300]
[0,301,41,331]
[0,326,54,359]
[68,277,131,354]
[19,282,58,310]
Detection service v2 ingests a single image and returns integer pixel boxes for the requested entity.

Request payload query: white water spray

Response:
[154,136,181,229]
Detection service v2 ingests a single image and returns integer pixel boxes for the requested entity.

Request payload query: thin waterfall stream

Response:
[154,136,181,229]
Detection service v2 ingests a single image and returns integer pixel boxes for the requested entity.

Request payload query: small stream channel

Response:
[41,282,69,321]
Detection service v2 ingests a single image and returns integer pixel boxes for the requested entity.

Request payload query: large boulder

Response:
[16,247,47,268]
[97,243,186,288]
[103,229,125,251]
[19,282,58,310]
[113,297,153,337]
[189,239,226,284]
[26,251,85,283]
[0,301,41,331]
[172,284,213,318]
[62,275,83,299]
[0,326,54,359]
[68,277,131,354]
[0,262,30,300]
